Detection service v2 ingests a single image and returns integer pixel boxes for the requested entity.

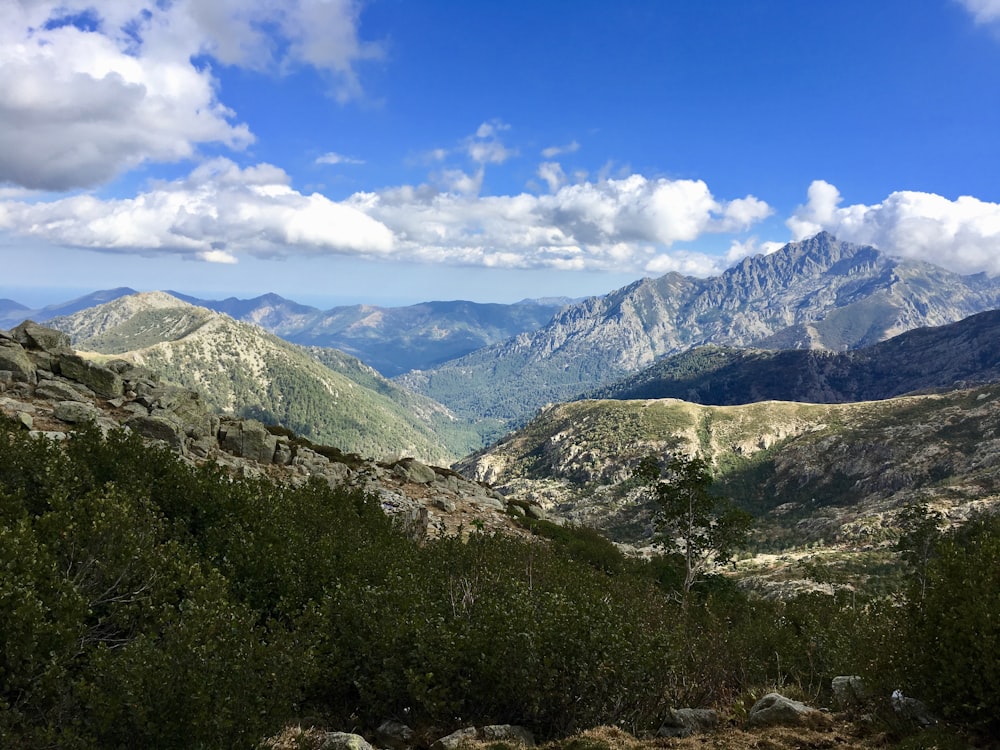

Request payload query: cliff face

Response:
[401,233,1000,425]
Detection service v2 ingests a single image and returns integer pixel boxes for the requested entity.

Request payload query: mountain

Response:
[399,233,1000,425]
[458,386,1000,558]
[0,287,138,328]
[591,309,1000,404]
[172,292,567,376]
[47,292,480,463]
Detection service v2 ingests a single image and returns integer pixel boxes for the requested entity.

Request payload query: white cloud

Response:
[0,1,378,191]
[0,158,395,259]
[541,141,581,159]
[957,0,1000,24]
[0,153,771,274]
[316,152,365,165]
[537,162,567,193]
[788,179,1000,274]
[725,237,785,264]
[465,120,516,165]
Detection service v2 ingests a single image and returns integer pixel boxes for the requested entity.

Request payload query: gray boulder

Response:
[747,692,827,728]
[0,341,36,383]
[375,720,415,750]
[10,321,70,353]
[53,400,102,424]
[831,675,867,708]
[316,732,376,750]
[126,413,187,450]
[393,457,437,484]
[58,354,123,398]
[480,725,535,746]
[35,379,90,403]
[657,707,719,738]
[219,419,277,463]
[430,727,477,750]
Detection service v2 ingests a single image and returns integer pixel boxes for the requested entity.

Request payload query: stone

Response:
[430,727,477,750]
[480,725,535,746]
[10,321,70,353]
[525,503,547,520]
[471,496,504,511]
[747,692,827,728]
[0,342,36,383]
[831,675,867,708]
[891,690,935,726]
[219,419,277,463]
[393,457,437,484]
[35,379,90,403]
[273,438,293,465]
[434,497,457,512]
[53,400,101,424]
[316,731,376,750]
[58,354,124,398]
[126,413,187,450]
[657,708,719,738]
[17,411,33,430]
[375,720,415,750]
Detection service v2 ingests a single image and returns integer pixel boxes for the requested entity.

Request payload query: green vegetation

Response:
[0,418,993,748]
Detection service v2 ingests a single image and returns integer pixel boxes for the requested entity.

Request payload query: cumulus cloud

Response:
[0,1,378,191]
[788,179,1000,275]
[0,165,771,273]
[537,162,567,193]
[465,120,516,165]
[0,159,395,260]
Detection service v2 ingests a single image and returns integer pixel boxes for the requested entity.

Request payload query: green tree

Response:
[636,454,752,595]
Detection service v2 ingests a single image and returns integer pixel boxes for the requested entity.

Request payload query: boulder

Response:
[126,413,187,450]
[316,732,376,750]
[430,727,477,750]
[831,675,867,708]
[35,379,90,403]
[480,725,535,746]
[375,720,415,750]
[58,354,123,398]
[393,457,437,484]
[891,690,935,726]
[0,342,36,383]
[657,708,719,738]
[219,419,277,463]
[747,692,827,728]
[10,321,70,353]
[53,400,102,424]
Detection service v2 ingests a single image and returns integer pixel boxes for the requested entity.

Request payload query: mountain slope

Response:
[48,293,479,463]
[400,233,1000,424]
[458,386,1000,548]
[591,309,1000,404]
[173,292,567,376]
[0,287,138,328]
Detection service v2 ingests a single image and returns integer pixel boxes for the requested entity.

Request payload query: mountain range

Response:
[398,232,1000,425]
[1,288,568,377]
[45,292,482,463]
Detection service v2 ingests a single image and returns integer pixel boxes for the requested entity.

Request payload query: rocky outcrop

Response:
[747,693,829,729]
[0,323,521,541]
[657,708,719,738]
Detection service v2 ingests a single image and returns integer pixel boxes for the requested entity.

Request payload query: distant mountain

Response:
[400,233,1000,425]
[168,293,567,376]
[0,287,138,329]
[47,292,481,463]
[591,309,1000,404]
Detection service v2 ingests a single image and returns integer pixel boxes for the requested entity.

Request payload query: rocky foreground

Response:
[0,321,534,540]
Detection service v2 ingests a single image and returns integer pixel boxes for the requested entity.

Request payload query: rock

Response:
[480,725,536,746]
[831,675,867,708]
[525,503,547,520]
[471,495,504,511]
[53,400,102,424]
[17,411,33,430]
[35,379,90,403]
[393,457,437,484]
[891,690,935,726]
[58,354,124,398]
[0,342,36,383]
[273,438,293,465]
[434,497,457,512]
[10,321,70,353]
[126,413,187,450]
[316,731,376,750]
[219,419,277,463]
[29,430,68,441]
[657,708,719,738]
[430,727,477,750]
[747,692,828,728]
[507,503,526,517]
[375,720,415,750]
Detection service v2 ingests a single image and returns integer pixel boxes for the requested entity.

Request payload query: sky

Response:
[1,0,1000,309]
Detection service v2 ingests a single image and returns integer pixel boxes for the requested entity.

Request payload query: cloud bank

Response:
[789,180,1000,275]
[0,1,378,191]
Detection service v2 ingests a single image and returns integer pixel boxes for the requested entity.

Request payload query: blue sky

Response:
[2,0,1000,308]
